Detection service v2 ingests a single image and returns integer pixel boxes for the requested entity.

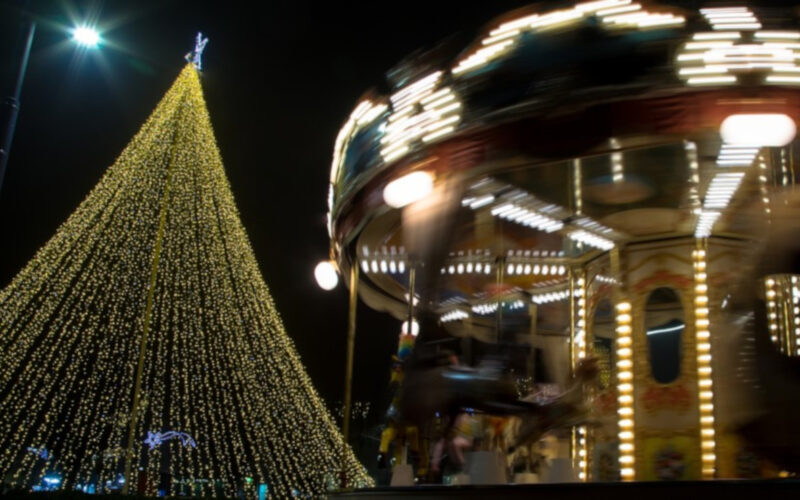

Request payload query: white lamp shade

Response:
[383,171,434,208]
[720,113,796,147]
[314,261,339,290]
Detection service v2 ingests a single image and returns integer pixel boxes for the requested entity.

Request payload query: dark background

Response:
[0,0,528,415]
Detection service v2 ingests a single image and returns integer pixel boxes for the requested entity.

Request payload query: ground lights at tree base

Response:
[0,64,371,497]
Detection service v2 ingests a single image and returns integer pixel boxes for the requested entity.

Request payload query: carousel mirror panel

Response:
[645,287,684,384]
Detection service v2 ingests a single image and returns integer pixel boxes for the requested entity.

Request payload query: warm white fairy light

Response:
[0,65,372,497]
[693,246,716,478]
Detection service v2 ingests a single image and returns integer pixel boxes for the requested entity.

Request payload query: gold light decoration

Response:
[615,300,635,480]
[763,274,800,355]
[693,244,716,478]
[0,65,372,497]
[571,273,589,481]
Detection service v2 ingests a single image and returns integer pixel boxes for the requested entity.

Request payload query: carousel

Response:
[319,1,800,492]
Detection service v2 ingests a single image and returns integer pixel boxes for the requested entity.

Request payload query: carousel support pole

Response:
[341,261,359,488]
[495,256,505,343]
[568,268,577,468]
[569,268,577,372]
[407,264,416,334]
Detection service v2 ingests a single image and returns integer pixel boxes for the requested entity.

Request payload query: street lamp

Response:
[72,26,101,48]
[0,16,102,197]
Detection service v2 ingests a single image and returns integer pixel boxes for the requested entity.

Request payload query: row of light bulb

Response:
[507,263,566,276]
[442,262,493,275]
[531,289,572,305]
[360,259,407,275]
[567,230,615,251]
[471,300,526,315]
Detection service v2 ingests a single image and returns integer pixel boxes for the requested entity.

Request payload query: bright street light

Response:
[1,17,104,199]
[72,26,101,48]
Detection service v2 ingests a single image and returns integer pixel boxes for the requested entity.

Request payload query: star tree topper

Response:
[185,32,209,70]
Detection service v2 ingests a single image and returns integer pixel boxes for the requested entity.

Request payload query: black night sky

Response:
[0,0,530,416]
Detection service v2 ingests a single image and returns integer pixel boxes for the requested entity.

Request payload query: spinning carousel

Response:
[320,1,800,488]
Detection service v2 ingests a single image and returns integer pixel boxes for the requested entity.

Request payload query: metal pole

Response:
[0,17,36,196]
[568,268,576,465]
[407,264,416,331]
[495,256,505,343]
[341,261,359,488]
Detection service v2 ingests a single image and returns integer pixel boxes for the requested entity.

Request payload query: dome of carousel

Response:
[323,1,800,490]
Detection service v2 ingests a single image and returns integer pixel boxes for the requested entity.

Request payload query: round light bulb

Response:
[721,113,796,147]
[383,171,434,208]
[314,261,339,290]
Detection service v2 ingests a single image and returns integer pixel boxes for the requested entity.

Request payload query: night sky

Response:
[0,0,528,415]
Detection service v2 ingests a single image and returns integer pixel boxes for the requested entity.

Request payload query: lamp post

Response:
[0,16,35,195]
[0,14,101,197]
[313,257,360,488]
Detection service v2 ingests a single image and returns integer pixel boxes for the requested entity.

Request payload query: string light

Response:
[615,301,635,480]
[693,246,716,478]
[452,1,683,75]
[0,65,371,497]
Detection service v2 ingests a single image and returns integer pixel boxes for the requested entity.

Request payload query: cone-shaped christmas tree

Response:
[0,65,372,497]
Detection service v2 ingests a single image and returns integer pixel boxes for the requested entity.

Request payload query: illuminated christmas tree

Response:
[0,63,372,497]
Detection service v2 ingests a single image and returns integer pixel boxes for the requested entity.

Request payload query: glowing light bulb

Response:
[72,26,101,47]
[383,171,434,208]
[720,114,796,147]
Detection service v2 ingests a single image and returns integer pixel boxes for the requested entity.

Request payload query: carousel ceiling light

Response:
[567,230,615,251]
[703,172,745,210]
[383,171,434,208]
[756,31,800,39]
[596,4,640,17]
[720,114,796,146]
[314,261,339,290]
[441,310,469,323]
[693,32,741,40]
[716,143,759,166]
[767,75,800,84]
[687,75,737,85]
[469,195,495,209]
